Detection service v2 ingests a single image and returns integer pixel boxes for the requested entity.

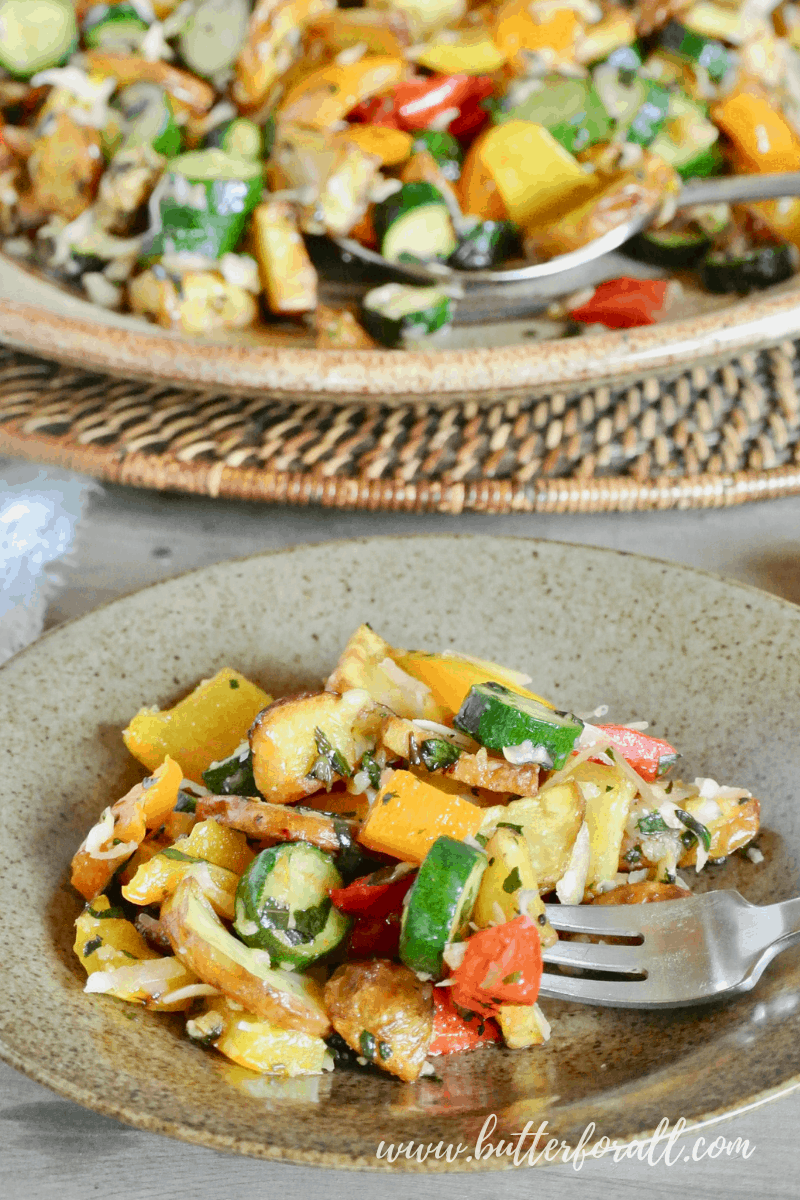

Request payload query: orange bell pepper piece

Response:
[358,769,485,863]
[711,91,800,175]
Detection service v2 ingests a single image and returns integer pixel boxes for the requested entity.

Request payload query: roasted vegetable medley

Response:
[70,627,763,1081]
[3,1,800,344]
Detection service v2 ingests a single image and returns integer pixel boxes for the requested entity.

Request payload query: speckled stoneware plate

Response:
[1,535,799,1171]
[3,251,800,405]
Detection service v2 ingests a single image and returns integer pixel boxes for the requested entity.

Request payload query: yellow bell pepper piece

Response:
[123,668,272,782]
[391,649,553,715]
[181,818,254,874]
[192,997,331,1075]
[359,769,485,862]
[414,32,507,75]
[340,123,414,166]
[74,894,159,975]
[466,121,596,227]
[279,56,406,130]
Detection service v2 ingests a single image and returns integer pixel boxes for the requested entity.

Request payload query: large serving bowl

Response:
[3,251,800,406]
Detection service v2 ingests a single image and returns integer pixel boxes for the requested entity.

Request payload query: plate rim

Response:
[2,532,800,1170]
[2,256,800,401]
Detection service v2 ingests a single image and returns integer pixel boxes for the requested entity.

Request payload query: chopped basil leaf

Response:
[378,1040,392,1061]
[502,866,522,894]
[361,749,382,790]
[307,727,352,789]
[497,821,523,834]
[675,808,711,851]
[359,1030,377,1059]
[381,791,399,805]
[637,812,670,835]
[82,935,103,957]
[419,738,462,772]
[86,903,126,920]
[161,847,202,862]
[623,845,643,865]
[229,679,239,689]
[174,790,198,813]
[502,970,522,985]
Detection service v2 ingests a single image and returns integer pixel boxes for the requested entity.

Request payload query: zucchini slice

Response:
[626,227,711,268]
[659,20,731,82]
[234,843,351,969]
[648,90,720,179]
[118,82,182,158]
[360,283,454,348]
[0,0,77,78]
[449,218,517,271]
[375,181,457,265]
[399,836,487,979]
[83,3,147,53]
[454,682,583,770]
[202,741,259,797]
[205,118,263,161]
[180,0,250,79]
[700,244,795,294]
[495,76,612,156]
[145,148,262,261]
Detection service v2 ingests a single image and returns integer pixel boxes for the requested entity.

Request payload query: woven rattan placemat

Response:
[2,340,800,513]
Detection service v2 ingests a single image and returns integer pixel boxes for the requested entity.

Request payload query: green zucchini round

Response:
[399,836,487,979]
[375,182,457,265]
[234,842,351,969]
[0,0,77,78]
[700,244,796,294]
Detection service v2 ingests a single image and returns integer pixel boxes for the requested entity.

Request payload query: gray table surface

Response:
[2,454,800,1198]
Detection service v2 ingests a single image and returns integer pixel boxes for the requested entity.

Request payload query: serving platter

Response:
[0,535,799,1170]
[3,250,800,405]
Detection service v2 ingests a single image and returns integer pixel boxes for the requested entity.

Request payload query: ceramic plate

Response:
[1,535,799,1171]
[2,253,800,404]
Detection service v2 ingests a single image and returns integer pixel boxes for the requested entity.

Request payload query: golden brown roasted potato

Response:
[481,781,585,891]
[679,797,761,867]
[233,0,335,111]
[249,687,379,804]
[194,794,358,853]
[324,959,433,1081]
[327,625,446,721]
[523,148,679,262]
[380,715,539,795]
[84,51,215,113]
[497,1003,550,1049]
[161,877,331,1035]
[268,125,382,237]
[95,144,165,235]
[593,880,691,904]
[473,827,557,946]
[315,305,379,349]
[129,268,258,335]
[572,761,637,891]
[252,200,318,315]
[27,112,103,221]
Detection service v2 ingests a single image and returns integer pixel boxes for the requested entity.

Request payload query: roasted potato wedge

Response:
[497,1003,550,1049]
[679,796,761,867]
[161,877,331,1036]
[252,200,318,315]
[572,761,637,891]
[187,996,331,1075]
[249,687,379,804]
[480,781,585,891]
[327,625,446,720]
[593,880,691,904]
[473,827,557,946]
[324,959,433,1081]
[195,794,358,854]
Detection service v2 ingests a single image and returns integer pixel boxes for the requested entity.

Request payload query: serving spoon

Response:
[334,171,800,293]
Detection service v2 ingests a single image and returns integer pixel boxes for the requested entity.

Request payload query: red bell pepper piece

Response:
[596,725,678,782]
[347,912,402,958]
[450,915,543,1016]
[428,986,500,1055]
[568,277,669,329]
[328,865,416,918]
[349,75,495,135]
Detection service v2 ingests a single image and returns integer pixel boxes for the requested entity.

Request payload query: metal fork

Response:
[540,891,800,1008]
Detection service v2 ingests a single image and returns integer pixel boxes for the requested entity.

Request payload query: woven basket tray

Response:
[2,340,800,514]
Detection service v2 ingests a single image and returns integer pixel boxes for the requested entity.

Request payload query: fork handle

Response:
[680,172,800,207]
